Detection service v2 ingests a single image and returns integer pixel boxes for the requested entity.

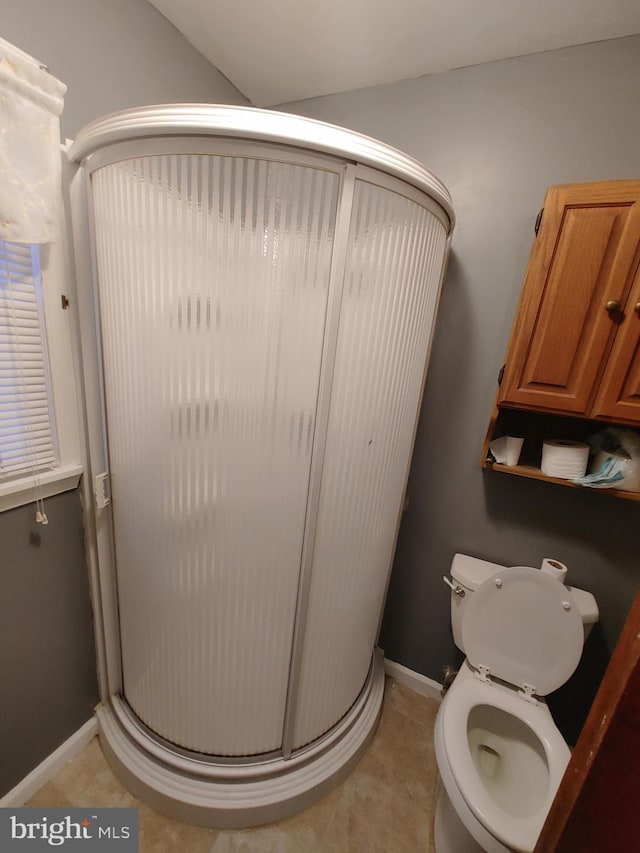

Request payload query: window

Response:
[0,214,82,514]
[0,240,57,479]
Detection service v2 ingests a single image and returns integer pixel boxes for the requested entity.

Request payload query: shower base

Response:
[96,653,384,828]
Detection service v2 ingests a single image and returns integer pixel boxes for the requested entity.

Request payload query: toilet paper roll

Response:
[541,557,568,584]
[489,436,508,464]
[505,436,524,467]
[541,439,590,479]
[489,435,524,466]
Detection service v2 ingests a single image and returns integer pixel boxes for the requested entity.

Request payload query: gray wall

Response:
[0,0,247,797]
[0,491,97,795]
[280,35,640,742]
[0,0,249,139]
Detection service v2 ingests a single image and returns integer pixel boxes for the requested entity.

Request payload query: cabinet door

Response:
[592,262,640,423]
[499,181,640,415]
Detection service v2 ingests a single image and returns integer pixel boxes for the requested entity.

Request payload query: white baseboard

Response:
[384,658,443,702]
[1,717,98,807]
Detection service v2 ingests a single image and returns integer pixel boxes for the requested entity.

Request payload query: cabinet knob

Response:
[635,302,640,316]
[605,299,621,314]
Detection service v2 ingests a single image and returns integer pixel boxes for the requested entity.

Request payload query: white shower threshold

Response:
[96,653,385,828]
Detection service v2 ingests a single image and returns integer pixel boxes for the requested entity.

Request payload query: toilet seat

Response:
[462,566,584,697]
[439,665,571,853]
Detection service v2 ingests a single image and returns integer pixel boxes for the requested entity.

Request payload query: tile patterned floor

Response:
[26,677,440,852]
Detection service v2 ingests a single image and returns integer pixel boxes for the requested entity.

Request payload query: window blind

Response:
[0,240,56,478]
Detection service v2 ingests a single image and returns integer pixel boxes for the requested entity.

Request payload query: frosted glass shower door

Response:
[91,153,339,756]
[291,175,449,748]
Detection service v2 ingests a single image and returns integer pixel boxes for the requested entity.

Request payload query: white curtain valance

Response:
[0,37,67,243]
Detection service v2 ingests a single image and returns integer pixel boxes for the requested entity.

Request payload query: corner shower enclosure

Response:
[69,105,453,827]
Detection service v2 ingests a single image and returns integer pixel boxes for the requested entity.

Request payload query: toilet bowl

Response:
[433,556,598,853]
[434,663,570,853]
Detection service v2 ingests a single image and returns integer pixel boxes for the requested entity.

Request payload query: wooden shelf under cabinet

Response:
[481,406,640,502]
[484,460,640,503]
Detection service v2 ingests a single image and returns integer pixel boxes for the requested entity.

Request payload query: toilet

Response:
[433,554,598,853]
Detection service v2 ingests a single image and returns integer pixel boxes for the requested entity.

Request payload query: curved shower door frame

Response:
[68,108,453,826]
[71,137,367,711]
[72,136,356,740]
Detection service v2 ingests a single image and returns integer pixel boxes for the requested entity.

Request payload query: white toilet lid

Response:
[461,566,584,696]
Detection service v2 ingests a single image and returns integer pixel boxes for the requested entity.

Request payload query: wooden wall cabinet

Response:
[498,180,640,423]
[483,180,640,501]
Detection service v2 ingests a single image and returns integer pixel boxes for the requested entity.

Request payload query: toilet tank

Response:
[448,553,599,653]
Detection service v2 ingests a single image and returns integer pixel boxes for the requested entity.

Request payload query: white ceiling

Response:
[148,0,640,106]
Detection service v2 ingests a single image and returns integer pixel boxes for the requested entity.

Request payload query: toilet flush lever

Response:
[443,576,465,597]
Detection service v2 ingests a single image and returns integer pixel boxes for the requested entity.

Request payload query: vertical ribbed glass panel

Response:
[91,154,339,755]
[292,180,448,748]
